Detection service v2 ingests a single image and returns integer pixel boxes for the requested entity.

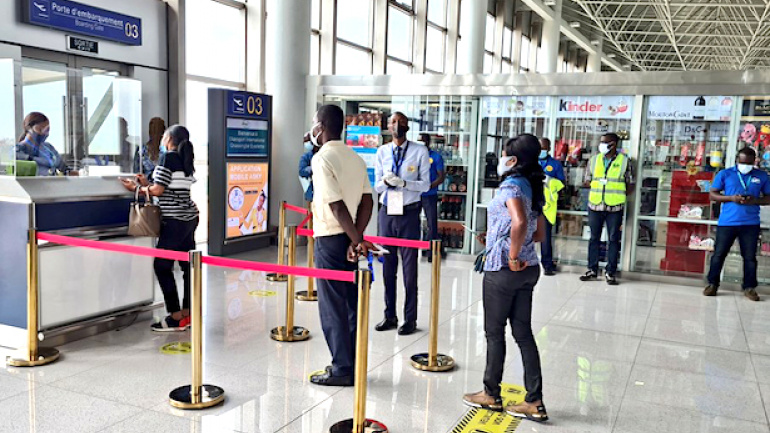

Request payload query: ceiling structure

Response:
[561,0,770,71]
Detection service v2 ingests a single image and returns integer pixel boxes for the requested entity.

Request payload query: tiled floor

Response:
[2,247,770,432]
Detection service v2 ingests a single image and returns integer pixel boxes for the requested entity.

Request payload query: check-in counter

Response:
[0,176,156,349]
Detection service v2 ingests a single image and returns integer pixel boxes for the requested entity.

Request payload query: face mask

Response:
[308,123,322,147]
[738,163,754,175]
[160,144,167,153]
[599,143,611,155]
[394,124,408,139]
[539,150,548,160]
[497,156,514,177]
[29,129,48,146]
[304,142,314,152]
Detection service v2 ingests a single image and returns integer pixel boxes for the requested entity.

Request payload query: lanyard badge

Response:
[738,172,753,194]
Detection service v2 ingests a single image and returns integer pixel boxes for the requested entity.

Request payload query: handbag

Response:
[128,187,161,237]
[474,235,509,274]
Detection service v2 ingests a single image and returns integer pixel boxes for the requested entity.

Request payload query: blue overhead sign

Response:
[24,0,142,46]
[227,91,271,120]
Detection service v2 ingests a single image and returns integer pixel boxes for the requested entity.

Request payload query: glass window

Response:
[483,52,493,74]
[387,59,412,75]
[428,0,446,26]
[337,0,372,47]
[392,0,413,9]
[520,36,531,71]
[310,34,320,75]
[425,26,445,72]
[186,1,246,83]
[311,0,321,30]
[387,6,413,61]
[484,14,495,52]
[336,43,373,75]
[503,27,513,60]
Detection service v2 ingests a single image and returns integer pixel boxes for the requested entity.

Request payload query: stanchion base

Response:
[270,326,310,342]
[266,273,288,282]
[329,418,388,433]
[295,290,318,302]
[6,347,60,367]
[169,384,225,410]
[410,353,456,372]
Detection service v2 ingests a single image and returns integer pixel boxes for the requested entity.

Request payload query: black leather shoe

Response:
[543,269,555,276]
[310,370,353,387]
[606,273,619,286]
[579,270,598,281]
[375,317,398,332]
[398,321,417,335]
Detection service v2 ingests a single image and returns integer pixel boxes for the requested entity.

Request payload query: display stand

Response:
[208,89,273,256]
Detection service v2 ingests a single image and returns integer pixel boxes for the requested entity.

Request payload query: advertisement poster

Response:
[351,147,377,188]
[226,118,269,157]
[481,96,551,118]
[647,95,733,121]
[556,96,633,119]
[346,125,380,148]
[226,163,269,239]
[345,112,382,127]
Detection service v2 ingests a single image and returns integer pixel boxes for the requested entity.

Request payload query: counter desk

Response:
[0,176,156,349]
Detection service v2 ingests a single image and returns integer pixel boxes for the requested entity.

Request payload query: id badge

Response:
[600,178,609,185]
[387,190,404,215]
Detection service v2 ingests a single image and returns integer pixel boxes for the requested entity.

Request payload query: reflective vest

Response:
[589,154,628,207]
[543,176,564,225]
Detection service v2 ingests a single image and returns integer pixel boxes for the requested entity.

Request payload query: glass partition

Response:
[0,59,16,176]
[631,95,736,278]
[472,96,551,254]
[552,95,634,268]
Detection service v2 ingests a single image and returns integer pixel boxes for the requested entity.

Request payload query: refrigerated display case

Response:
[631,95,736,278]
[552,95,634,268]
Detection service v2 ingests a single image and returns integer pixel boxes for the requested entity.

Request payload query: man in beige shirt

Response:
[309,104,374,387]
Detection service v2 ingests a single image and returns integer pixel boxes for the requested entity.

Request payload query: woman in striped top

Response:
[121,124,199,332]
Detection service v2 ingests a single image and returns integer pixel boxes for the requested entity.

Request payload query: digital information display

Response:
[226,118,269,158]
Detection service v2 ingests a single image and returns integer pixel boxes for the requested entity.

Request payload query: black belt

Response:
[403,202,421,211]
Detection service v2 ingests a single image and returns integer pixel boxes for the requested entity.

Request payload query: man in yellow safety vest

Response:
[579,133,634,285]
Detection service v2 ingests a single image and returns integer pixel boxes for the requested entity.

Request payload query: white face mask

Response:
[308,122,322,147]
[737,163,754,175]
[497,156,514,177]
[599,143,611,155]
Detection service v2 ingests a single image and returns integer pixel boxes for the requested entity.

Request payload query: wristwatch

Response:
[508,256,520,267]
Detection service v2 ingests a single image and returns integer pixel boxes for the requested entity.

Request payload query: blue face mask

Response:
[304,142,314,152]
[539,150,548,160]
[160,144,167,153]
[29,130,49,146]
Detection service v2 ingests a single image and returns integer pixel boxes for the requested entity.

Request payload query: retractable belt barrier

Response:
[17,229,389,427]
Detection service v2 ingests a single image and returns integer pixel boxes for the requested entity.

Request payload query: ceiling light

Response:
[544,0,556,5]
[623,64,631,69]
[569,22,581,28]
[608,54,616,58]
[591,40,600,46]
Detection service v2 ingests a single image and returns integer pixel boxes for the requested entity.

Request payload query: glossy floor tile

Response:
[3,249,770,432]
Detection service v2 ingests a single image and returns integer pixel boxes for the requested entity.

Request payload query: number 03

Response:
[124,23,139,39]
[247,96,263,115]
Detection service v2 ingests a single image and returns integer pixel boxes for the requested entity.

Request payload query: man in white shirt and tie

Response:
[374,112,431,335]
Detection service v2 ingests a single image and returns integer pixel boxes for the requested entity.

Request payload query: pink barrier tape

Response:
[37,233,189,262]
[283,203,310,215]
[300,213,312,228]
[202,255,355,283]
[294,229,430,251]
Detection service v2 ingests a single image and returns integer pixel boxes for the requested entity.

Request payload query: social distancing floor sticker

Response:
[160,342,191,355]
[452,383,527,433]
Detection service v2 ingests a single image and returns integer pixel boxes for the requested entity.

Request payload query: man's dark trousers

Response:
[379,203,421,323]
[707,225,760,290]
[315,233,358,377]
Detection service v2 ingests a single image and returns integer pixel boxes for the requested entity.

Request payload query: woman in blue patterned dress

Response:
[463,133,548,422]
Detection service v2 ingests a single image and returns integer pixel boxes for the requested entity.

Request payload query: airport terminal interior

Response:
[4,0,770,432]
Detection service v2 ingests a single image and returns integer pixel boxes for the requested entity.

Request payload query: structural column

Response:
[458,0,486,74]
[167,0,186,124]
[539,0,561,74]
[265,0,311,223]
[587,38,603,72]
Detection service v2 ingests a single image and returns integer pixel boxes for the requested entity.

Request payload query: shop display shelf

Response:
[437,191,467,196]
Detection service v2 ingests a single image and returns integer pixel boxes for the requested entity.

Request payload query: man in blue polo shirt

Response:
[420,133,445,263]
[539,138,565,276]
[705,147,770,301]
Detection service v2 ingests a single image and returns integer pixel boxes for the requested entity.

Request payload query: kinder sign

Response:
[556,96,632,119]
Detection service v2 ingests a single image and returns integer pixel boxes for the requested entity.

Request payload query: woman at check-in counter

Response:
[16,112,77,176]
[133,117,166,180]
[121,124,199,332]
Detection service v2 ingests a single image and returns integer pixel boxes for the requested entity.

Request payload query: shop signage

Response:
[227,91,271,120]
[226,162,269,239]
[23,0,142,46]
[481,96,550,118]
[647,96,733,121]
[556,96,632,119]
[67,36,98,54]
[226,118,268,157]
[742,98,770,117]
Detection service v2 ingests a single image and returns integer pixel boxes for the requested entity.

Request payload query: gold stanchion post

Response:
[330,269,388,433]
[296,205,317,302]
[271,226,310,342]
[7,229,59,367]
[169,251,225,409]
[410,240,455,372]
[267,201,288,282]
